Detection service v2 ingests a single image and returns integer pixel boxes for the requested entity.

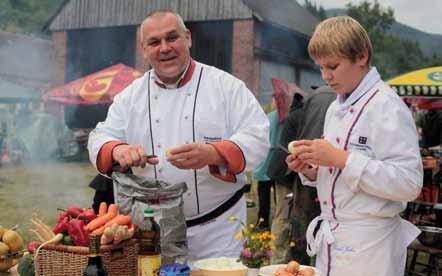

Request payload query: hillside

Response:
[326,8,442,58]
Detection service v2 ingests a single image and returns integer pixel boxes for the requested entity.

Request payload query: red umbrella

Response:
[43,64,143,105]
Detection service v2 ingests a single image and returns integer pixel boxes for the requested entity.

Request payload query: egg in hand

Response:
[288,141,297,156]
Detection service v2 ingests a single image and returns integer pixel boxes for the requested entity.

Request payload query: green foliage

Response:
[0,0,63,35]
[346,0,442,79]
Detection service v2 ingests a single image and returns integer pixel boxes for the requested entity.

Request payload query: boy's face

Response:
[314,53,368,95]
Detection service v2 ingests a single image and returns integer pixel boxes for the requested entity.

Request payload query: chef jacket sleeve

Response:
[209,79,269,179]
[88,87,131,171]
[340,94,423,202]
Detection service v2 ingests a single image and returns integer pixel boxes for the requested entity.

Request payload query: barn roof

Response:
[47,0,318,36]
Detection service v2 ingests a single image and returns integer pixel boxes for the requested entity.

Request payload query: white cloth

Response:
[88,61,270,259]
[187,196,246,262]
[300,67,423,276]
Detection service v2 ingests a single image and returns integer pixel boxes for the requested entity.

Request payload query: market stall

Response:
[388,66,442,110]
[41,63,143,151]
[389,67,442,274]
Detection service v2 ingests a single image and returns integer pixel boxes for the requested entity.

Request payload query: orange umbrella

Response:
[43,64,143,105]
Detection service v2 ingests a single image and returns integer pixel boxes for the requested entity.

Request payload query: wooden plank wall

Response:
[50,0,253,30]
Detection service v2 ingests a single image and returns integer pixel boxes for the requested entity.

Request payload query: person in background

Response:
[252,96,282,230]
[285,85,335,265]
[266,92,303,264]
[286,16,422,275]
[420,110,441,148]
[89,174,114,214]
[87,10,269,261]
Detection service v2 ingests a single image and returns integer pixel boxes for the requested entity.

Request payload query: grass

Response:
[0,161,262,246]
[0,161,97,243]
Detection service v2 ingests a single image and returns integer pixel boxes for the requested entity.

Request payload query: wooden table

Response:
[8,265,204,276]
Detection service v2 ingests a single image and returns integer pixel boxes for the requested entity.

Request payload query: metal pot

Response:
[418,226,442,248]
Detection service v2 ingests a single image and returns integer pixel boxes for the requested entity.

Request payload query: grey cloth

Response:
[112,172,188,264]
[295,86,336,140]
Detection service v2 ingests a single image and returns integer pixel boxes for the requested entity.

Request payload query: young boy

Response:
[286,16,422,275]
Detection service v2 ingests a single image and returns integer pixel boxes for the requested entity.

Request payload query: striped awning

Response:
[387,66,442,98]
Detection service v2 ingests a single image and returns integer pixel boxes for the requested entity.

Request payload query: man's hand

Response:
[112,144,158,169]
[290,139,349,169]
[166,143,225,170]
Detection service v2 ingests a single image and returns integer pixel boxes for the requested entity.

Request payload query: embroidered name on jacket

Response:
[349,135,375,158]
[203,136,222,143]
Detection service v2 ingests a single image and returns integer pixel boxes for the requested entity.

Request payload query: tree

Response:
[346,1,440,79]
[0,0,63,35]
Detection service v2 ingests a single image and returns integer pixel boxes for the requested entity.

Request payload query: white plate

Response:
[259,264,320,276]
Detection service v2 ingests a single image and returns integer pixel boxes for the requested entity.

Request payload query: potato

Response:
[297,267,315,276]
[0,226,5,240]
[2,230,24,253]
[288,141,297,155]
[0,242,9,255]
[286,261,300,274]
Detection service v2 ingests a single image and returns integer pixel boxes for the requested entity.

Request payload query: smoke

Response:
[0,31,95,241]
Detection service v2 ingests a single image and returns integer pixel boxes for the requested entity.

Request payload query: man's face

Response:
[314,53,368,95]
[141,13,192,84]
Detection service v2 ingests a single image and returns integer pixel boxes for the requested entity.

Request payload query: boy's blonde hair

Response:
[308,16,372,65]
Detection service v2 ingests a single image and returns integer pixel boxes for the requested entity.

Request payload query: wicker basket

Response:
[34,239,138,276]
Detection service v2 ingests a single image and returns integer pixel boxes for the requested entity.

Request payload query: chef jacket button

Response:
[336,137,340,144]
[323,201,327,205]
[187,192,191,196]
[158,168,162,173]
[157,144,161,148]
[155,119,160,123]
[349,107,355,113]
[329,167,333,174]
[154,96,159,100]
[187,93,191,96]
[184,115,188,120]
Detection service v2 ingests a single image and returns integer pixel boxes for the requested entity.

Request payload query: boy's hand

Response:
[291,139,349,169]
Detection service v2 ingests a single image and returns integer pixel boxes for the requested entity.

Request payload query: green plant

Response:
[230,216,275,268]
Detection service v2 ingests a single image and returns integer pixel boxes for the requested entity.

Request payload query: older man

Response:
[88,10,269,261]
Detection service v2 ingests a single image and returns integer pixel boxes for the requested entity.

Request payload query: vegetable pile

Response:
[28,202,135,250]
[0,225,24,271]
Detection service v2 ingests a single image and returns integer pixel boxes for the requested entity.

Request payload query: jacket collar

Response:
[335,67,381,118]
[152,58,196,89]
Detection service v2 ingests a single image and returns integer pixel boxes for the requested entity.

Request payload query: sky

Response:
[313,0,442,35]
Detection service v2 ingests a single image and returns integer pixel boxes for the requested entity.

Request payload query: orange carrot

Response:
[92,225,106,236]
[98,202,107,217]
[92,215,131,236]
[86,204,119,231]
[104,215,131,228]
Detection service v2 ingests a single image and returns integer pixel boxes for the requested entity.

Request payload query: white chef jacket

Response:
[300,68,423,276]
[88,61,270,260]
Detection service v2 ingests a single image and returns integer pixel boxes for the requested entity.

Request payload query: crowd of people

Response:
[87,10,426,275]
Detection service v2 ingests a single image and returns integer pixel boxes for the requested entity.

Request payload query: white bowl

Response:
[193,257,248,276]
[259,264,320,276]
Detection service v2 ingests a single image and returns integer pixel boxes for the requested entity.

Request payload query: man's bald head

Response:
[140,10,187,42]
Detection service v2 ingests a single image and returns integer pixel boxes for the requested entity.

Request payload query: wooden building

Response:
[46,0,321,108]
